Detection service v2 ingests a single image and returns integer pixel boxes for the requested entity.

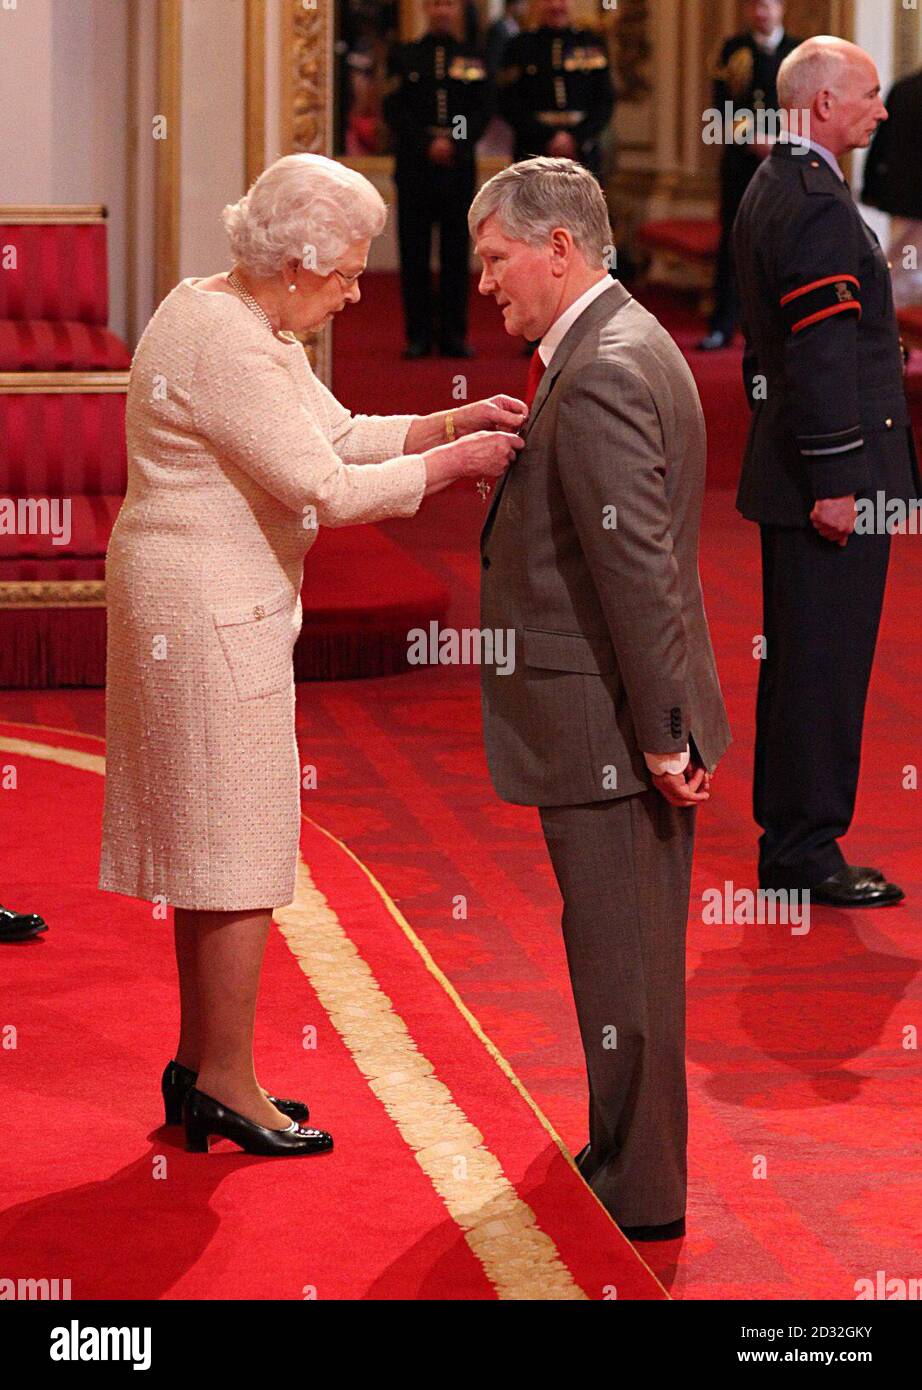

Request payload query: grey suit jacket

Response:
[480,280,732,807]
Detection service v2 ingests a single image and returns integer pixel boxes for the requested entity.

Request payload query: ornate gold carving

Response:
[0,581,106,609]
[283,0,330,155]
[281,0,335,380]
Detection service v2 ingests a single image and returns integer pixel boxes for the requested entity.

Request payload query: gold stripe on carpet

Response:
[1,730,587,1299]
[301,814,670,1298]
[277,858,587,1300]
[0,736,105,777]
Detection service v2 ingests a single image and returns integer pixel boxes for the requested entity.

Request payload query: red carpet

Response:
[2,279,920,1299]
[0,721,664,1300]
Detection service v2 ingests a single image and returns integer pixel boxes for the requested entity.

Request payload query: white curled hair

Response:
[222,153,387,278]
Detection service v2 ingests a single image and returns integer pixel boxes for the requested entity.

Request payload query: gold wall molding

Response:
[0,372,129,394]
[0,206,107,225]
[281,0,333,156]
[245,0,267,187]
[155,0,182,305]
[280,0,335,381]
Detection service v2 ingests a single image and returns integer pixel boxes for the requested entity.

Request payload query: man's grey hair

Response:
[468,157,612,267]
[777,35,862,112]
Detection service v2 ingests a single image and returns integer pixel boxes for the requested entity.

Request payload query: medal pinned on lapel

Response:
[476,478,492,501]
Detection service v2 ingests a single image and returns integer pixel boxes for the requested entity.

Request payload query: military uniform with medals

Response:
[383,32,489,355]
[498,25,614,176]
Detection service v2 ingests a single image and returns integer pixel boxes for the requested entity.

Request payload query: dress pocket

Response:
[212,585,296,702]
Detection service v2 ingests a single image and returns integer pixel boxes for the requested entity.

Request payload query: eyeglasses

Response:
[331,266,363,287]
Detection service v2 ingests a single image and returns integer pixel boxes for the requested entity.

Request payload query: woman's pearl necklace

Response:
[225,270,277,335]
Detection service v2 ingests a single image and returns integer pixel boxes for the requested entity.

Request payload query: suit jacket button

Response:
[886,418,893,429]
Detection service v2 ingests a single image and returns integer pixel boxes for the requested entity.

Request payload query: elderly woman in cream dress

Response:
[98,153,524,1157]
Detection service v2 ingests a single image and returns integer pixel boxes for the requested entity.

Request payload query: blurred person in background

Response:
[699,0,800,351]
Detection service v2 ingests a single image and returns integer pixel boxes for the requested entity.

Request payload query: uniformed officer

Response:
[699,0,800,351]
[733,37,920,907]
[497,0,614,178]
[383,0,490,359]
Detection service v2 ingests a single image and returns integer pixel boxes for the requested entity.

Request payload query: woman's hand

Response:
[422,430,524,495]
[452,396,528,437]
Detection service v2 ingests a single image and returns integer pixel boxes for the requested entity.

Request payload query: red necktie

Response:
[524,348,546,409]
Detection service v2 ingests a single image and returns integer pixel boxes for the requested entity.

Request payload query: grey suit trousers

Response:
[538,790,696,1227]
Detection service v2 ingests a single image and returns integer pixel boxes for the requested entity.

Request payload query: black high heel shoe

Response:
[161,1059,309,1126]
[182,1087,333,1156]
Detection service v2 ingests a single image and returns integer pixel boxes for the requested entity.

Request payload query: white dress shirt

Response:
[538,277,691,778]
[753,24,786,54]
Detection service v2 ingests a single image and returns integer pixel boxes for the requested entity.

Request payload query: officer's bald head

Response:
[777,36,886,156]
[778,37,865,110]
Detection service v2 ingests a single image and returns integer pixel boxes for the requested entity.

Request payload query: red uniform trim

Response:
[791,301,862,335]
[780,274,860,307]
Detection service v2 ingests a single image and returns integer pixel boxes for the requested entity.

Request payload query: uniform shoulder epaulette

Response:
[800,160,842,195]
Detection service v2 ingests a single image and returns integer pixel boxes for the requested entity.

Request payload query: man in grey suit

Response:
[469,158,731,1240]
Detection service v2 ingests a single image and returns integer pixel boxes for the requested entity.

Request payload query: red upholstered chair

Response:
[635,219,721,312]
[0,206,131,686]
[0,372,127,685]
[0,207,131,371]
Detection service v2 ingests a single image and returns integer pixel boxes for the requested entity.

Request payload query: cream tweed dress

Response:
[98,278,426,910]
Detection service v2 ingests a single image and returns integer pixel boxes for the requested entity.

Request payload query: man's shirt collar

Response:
[781,134,846,181]
[752,25,786,54]
[538,276,613,367]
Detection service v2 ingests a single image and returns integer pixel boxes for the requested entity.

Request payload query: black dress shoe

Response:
[161,1059,309,1127]
[697,330,729,351]
[183,1087,333,1156]
[0,904,47,942]
[440,340,476,358]
[619,1217,686,1243]
[402,340,432,360]
[810,865,904,908]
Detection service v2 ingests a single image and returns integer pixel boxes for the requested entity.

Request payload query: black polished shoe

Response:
[402,340,432,360]
[810,865,904,908]
[161,1059,309,1127]
[183,1087,333,1156]
[620,1217,686,1243]
[440,340,476,359]
[697,330,729,351]
[0,904,47,942]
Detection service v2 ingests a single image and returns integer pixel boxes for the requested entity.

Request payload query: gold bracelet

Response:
[444,410,456,442]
